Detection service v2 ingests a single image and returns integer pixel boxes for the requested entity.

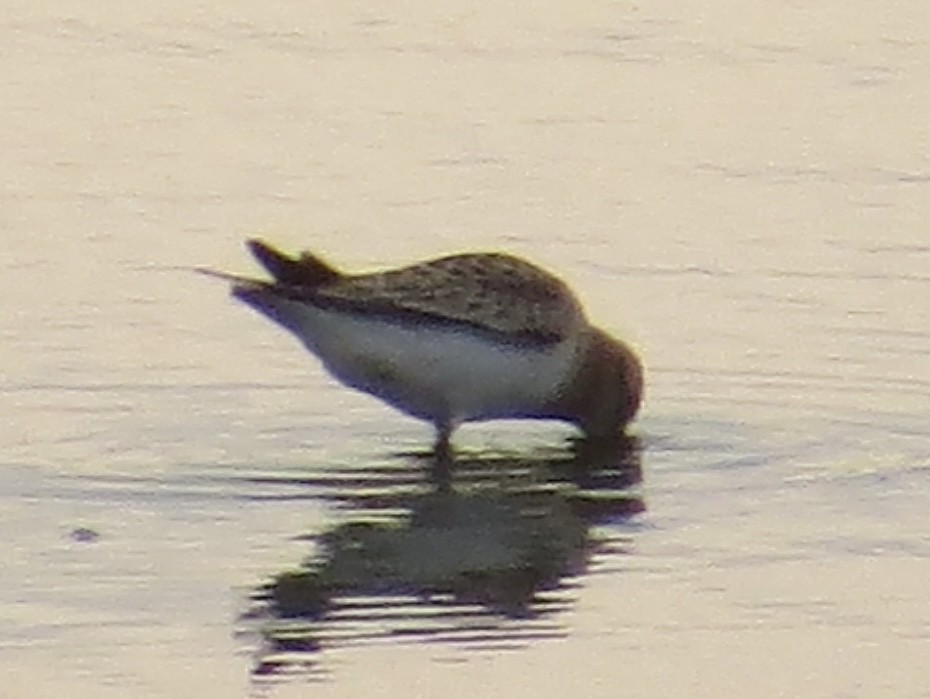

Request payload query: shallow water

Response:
[3,2,929,697]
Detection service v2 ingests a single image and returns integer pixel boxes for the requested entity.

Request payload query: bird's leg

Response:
[429,421,455,492]
[433,422,452,459]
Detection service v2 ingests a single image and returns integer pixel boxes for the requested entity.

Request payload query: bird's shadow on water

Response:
[240,435,644,681]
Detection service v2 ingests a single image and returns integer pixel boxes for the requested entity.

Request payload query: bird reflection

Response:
[243,435,643,679]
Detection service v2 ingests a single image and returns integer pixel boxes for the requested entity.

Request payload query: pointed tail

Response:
[246,239,342,288]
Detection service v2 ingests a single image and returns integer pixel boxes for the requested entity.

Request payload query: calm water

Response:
[3,2,929,697]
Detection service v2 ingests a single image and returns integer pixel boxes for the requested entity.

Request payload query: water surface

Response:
[2,2,929,697]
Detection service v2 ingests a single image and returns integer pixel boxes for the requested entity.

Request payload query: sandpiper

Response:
[209,240,643,455]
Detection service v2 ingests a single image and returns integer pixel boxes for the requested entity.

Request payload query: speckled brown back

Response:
[282,251,587,346]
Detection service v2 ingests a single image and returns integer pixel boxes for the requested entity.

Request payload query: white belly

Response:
[282,303,579,426]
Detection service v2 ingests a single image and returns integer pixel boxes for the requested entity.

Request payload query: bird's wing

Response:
[311,253,585,346]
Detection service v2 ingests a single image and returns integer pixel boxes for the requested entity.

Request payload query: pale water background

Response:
[2,1,929,697]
